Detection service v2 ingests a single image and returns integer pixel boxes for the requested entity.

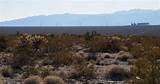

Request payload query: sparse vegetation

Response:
[132,48,160,84]
[0,33,160,83]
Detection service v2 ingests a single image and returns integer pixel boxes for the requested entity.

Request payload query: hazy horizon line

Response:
[1,8,160,22]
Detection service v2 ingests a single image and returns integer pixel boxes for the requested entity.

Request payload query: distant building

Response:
[131,22,136,26]
[137,23,150,26]
[131,22,150,26]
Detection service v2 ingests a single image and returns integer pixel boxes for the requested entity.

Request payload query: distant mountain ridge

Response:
[0,9,160,26]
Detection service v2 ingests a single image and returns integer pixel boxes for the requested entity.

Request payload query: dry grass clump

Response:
[22,66,39,78]
[51,50,81,67]
[74,62,96,79]
[43,76,65,84]
[23,76,42,84]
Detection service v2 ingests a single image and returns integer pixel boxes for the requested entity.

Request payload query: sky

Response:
[0,0,160,22]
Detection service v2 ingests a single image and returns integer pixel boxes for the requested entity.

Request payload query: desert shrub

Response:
[13,34,48,67]
[22,65,53,78]
[47,35,78,53]
[84,32,93,41]
[74,56,86,64]
[132,48,160,84]
[74,62,96,79]
[0,36,7,52]
[23,76,42,84]
[0,53,14,65]
[108,67,130,81]
[0,66,13,78]
[51,50,76,67]
[38,67,53,78]
[13,34,34,67]
[43,76,65,84]
[22,66,39,78]
[31,35,48,49]
[130,44,145,58]
[86,36,122,53]
[13,47,33,68]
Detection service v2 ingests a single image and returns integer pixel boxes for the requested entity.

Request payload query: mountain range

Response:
[0,9,160,26]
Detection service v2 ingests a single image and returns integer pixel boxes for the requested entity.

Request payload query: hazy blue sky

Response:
[0,0,160,21]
